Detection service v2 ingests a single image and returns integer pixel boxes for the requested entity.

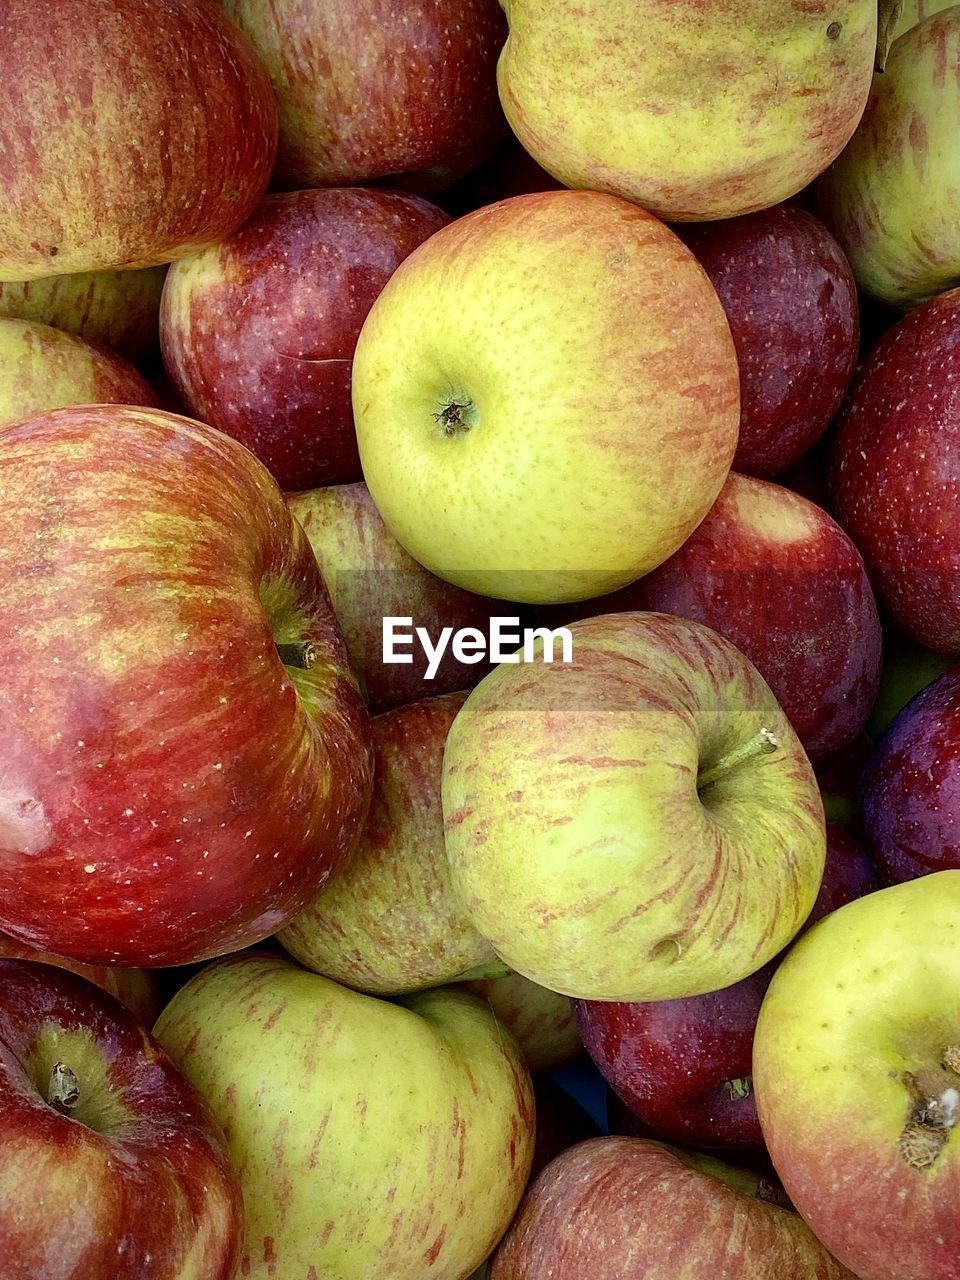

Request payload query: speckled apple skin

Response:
[497,0,876,221]
[489,1137,856,1279]
[353,190,740,605]
[160,189,450,493]
[831,287,960,653]
[220,0,507,190]
[154,953,535,1280]
[753,873,960,1280]
[0,318,157,429]
[860,668,960,884]
[0,0,277,281]
[442,612,826,1002]
[464,971,580,1074]
[819,10,960,308]
[679,206,859,478]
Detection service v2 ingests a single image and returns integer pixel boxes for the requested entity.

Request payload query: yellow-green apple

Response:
[443,611,826,1001]
[0,0,277,281]
[353,190,740,605]
[0,266,166,359]
[489,1136,856,1278]
[153,952,535,1280]
[289,482,524,712]
[0,317,157,428]
[754,872,960,1280]
[160,188,450,493]
[831,287,960,653]
[889,0,957,43]
[677,207,859,478]
[279,691,499,992]
[868,628,958,738]
[0,404,372,967]
[463,971,580,1074]
[219,0,506,190]
[496,0,876,222]
[819,10,960,308]
[0,957,242,1279]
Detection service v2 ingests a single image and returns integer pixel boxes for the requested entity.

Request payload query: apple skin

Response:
[464,971,581,1075]
[153,952,535,1280]
[0,957,242,1280]
[443,611,826,1002]
[889,0,957,43]
[219,0,507,190]
[573,824,877,1152]
[820,10,960,309]
[0,0,278,282]
[859,668,960,884]
[0,266,166,360]
[0,404,372,967]
[288,482,513,712]
[160,188,450,493]
[867,629,958,739]
[677,207,859,479]
[497,0,876,222]
[754,872,960,1280]
[489,1136,856,1279]
[353,189,740,605]
[0,317,158,428]
[831,287,960,654]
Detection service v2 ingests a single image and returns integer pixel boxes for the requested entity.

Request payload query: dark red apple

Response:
[831,286,960,653]
[677,205,859,478]
[160,188,450,492]
[0,957,242,1279]
[0,405,372,967]
[573,826,878,1152]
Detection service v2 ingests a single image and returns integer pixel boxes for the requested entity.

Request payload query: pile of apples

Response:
[1,1,959,1278]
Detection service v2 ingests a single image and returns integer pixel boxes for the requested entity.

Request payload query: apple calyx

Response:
[47,1061,81,1114]
[697,728,779,793]
[898,1061,960,1170]
[876,0,905,72]
[432,395,477,438]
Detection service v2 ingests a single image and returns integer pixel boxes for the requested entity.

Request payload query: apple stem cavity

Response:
[697,728,779,794]
[898,1069,960,1170]
[47,1061,81,1114]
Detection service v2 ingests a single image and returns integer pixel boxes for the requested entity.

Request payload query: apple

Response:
[819,9,960,309]
[0,404,372,967]
[0,266,166,359]
[153,951,535,1280]
[0,0,277,281]
[0,317,158,428]
[219,0,506,191]
[353,189,740,605]
[488,1136,855,1278]
[754,871,960,1280]
[160,187,450,493]
[573,824,878,1152]
[867,628,957,738]
[888,0,957,44]
[463,971,581,1074]
[831,287,960,653]
[677,206,860,478]
[0,957,242,1279]
[278,691,499,993]
[443,611,826,1002]
[860,667,960,884]
[288,482,512,712]
[496,0,877,222]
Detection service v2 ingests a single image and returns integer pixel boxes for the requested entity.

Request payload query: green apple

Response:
[754,871,960,1280]
[352,189,739,605]
[819,9,960,309]
[153,952,535,1280]
[443,611,826,1002]
[867,628,957,738]
[496,0,876,221]
[887,0,956,46]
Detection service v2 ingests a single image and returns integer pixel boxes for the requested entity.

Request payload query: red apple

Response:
[219,0,506,191]
[160,188,449,492]
[0,404,372,967]
[831,286,960,653]
[0,957,242,1279]
[488,1137,855,1278]
[677,205,859,478]
[0,0,277,282]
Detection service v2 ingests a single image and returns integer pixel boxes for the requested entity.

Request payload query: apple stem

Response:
[47,1061,80,1114]
[276,641,318,670]
[697,728,779,793]
[725,1076,753,1101]
[876,0,904,72]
